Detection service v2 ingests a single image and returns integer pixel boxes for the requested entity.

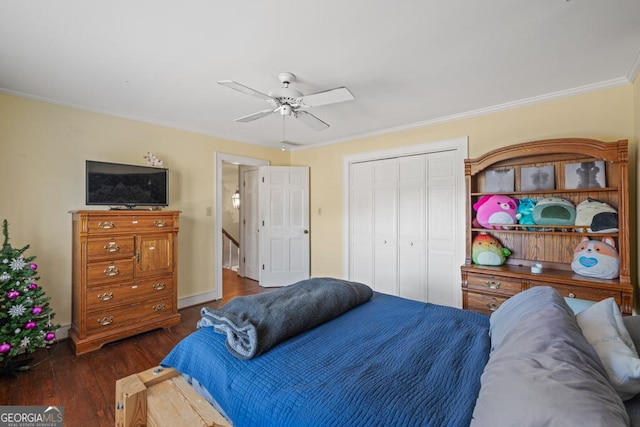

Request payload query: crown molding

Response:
[300,77,631,151]
[1,74,633,153]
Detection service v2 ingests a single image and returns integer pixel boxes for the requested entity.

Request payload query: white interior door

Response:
[259,166,310,287]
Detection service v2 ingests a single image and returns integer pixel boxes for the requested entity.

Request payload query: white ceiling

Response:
[1,1,639,150]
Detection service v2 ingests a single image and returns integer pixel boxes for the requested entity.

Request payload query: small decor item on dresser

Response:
[532,196,576,226]
[571,237,619,280]
[472,233,511,266]
[143,152,164,167]
[574,198,618,233]
[515,197,537,230]
[0,220,60,378]
[472,194,518,229]
[565,160,606,189]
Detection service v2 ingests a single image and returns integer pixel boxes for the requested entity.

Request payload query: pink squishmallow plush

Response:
[571,237,619,279]
[473,195,518,229]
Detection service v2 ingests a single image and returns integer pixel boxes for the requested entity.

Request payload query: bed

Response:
[117,278,640,426]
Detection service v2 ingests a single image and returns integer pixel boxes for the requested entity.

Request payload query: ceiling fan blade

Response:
[234,109,276,123]
[300,87,354,107]
[218,80,274,102]
[295,110,329,131]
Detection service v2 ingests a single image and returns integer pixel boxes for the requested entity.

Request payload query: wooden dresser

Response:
[461,138,633,316]
[69,210,181,355]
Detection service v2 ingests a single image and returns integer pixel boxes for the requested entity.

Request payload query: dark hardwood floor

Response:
[0,269,269,426]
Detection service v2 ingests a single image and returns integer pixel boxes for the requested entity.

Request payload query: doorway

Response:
[215,153,269,300]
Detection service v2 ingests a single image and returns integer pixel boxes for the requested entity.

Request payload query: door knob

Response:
[304,230,309,234]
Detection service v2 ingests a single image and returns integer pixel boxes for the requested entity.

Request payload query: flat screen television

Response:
[86,160,169,208]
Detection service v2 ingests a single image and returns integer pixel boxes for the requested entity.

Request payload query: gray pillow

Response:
[489,286,573,351]
[472,286,629,426]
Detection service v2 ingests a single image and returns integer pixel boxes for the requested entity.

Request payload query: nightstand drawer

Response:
[86,277,173,312]
[465,273,522,296]
[87,236,135,260]
[530,282,620,305]
[465,292,509,315]
[87,259,135,286]
[85,297,174,334]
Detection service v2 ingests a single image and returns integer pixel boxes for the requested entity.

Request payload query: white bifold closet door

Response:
[349,150,457,306]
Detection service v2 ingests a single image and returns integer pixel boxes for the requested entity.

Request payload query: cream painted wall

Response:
[2,82,638,331]
[291,85,636,279]
[0,93,289,329]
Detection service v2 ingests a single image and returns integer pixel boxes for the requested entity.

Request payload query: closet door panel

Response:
[398,156,426,301]
[373,159,398,295]
[426,151,458,307]
[349,162,374,286]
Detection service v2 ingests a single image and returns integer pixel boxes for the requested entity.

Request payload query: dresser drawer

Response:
[465,273,522,296]
[87,215,174,234]
[465,291,509,315]
[85,297,174,334]
[87,236,135,260]
[87,259,135,286]
[530,282,620,305]
[86,277,173,313]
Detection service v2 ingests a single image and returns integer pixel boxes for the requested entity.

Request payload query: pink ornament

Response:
[45,332,56,341]
[30,263,37,270]
[0,343,10,353]
[25,321,36,330]
[31,307,42,315]
[7,290,20,299]
[29,283,37,290]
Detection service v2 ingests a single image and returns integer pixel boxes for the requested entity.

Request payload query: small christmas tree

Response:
[0,219,59,377]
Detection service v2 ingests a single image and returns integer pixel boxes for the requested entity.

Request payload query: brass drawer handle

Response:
[103,266,120,276]
[153,303,166,312]
[486,302,500,312]
[485,280,501,290]
[153,282,166,291]
[154,220,167,227]
[97,292,113,301]
[103,242,120,253]
[97,316,113,326]
[568,293,576,298]
[98,221,115,229]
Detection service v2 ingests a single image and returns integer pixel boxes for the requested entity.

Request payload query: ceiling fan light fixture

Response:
[219,72,354,132]
[280,105,293,116]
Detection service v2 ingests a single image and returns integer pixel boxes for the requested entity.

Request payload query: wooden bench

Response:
[115,366,231,427]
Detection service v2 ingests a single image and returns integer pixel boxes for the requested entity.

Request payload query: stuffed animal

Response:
[472,233,511,266]
[571,237,619,279]
[515,198,537,230]
[472,194,518,229]
[575,198,618,233]
[532,196,576,225]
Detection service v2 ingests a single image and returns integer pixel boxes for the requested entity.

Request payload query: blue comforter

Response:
[161,292,490,427]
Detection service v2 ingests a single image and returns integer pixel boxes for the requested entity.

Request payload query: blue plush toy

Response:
[515,198,537,230]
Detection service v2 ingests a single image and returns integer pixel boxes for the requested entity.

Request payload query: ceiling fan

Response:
[218,72,354,131]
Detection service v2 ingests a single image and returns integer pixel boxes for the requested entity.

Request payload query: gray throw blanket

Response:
[197,277,373,359]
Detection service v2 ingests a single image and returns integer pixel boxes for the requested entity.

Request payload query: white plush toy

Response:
[571,237,619,279]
